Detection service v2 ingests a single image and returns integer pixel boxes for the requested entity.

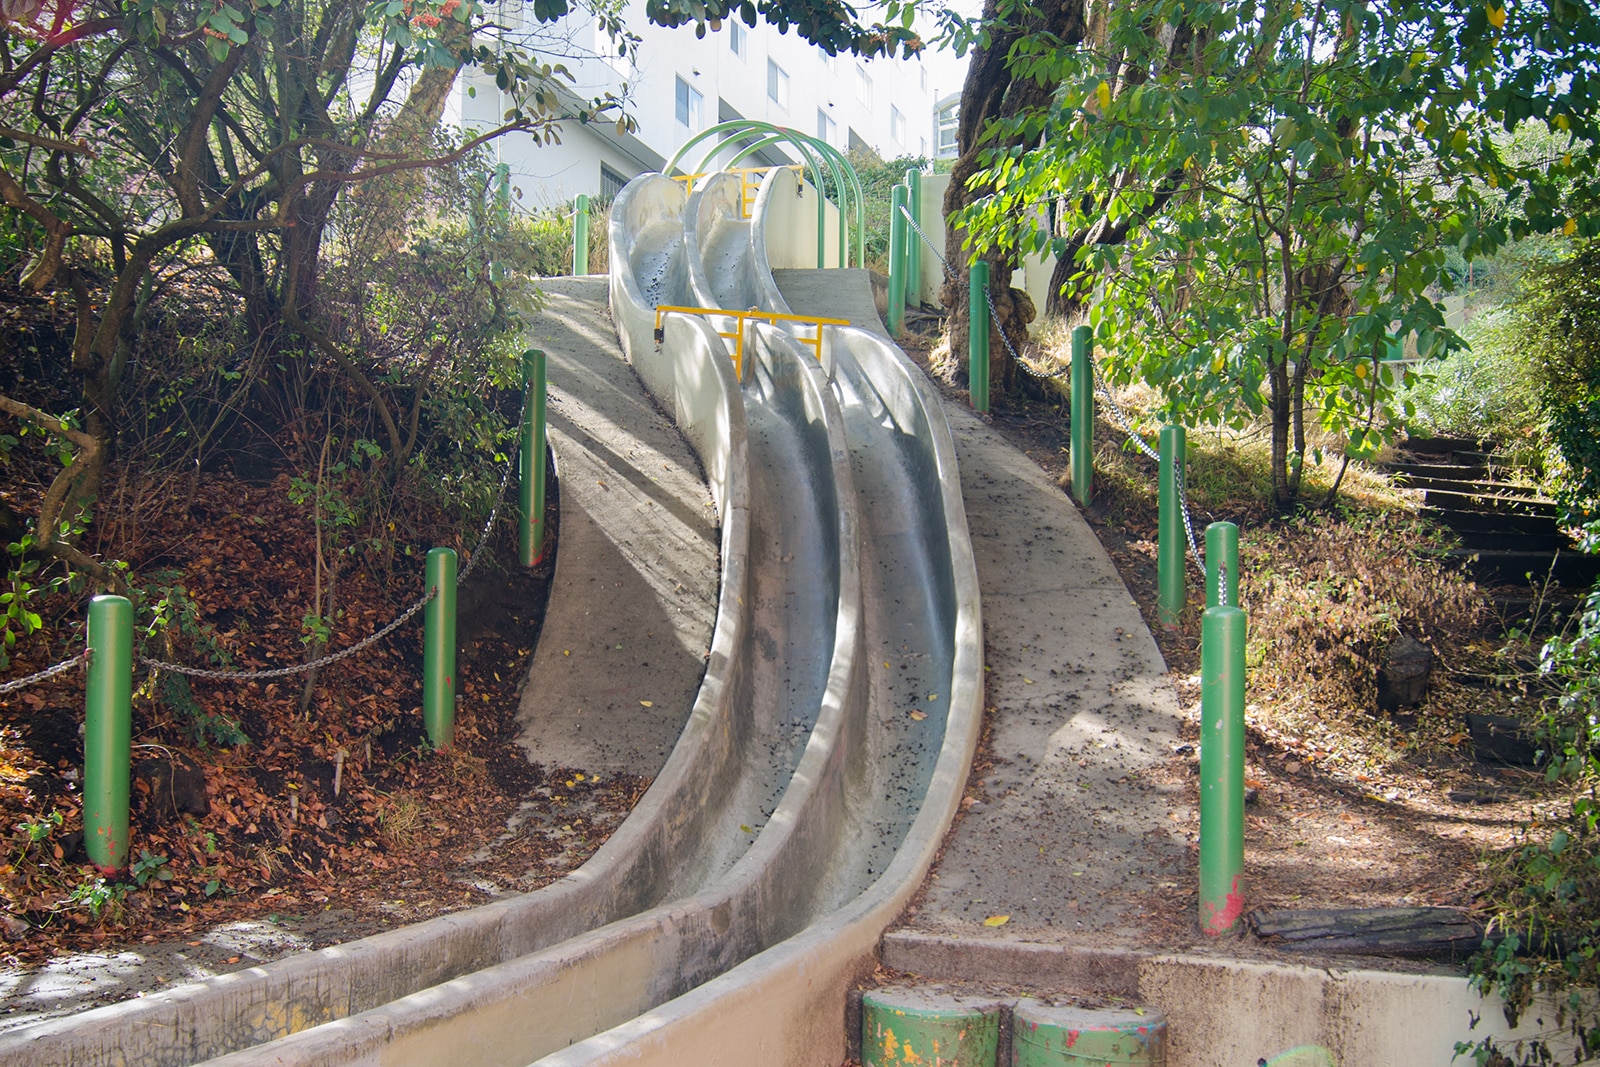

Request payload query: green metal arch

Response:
[666,120,864,269]
[720,130,867,272]
[720,133,848,269]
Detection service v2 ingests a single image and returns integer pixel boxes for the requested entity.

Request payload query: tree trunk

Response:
[940,0,1087,391]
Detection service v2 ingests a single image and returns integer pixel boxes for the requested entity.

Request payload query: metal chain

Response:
[140,396,526,682]
[1088,359,1205,575]
[458,415,523,584]
[0,651,87,694]
[140,589,435,680]
[895,202,1205,574]
[898,205,955,280]
[897,205,1068,384]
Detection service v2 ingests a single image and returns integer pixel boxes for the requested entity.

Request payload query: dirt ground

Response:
[900,334,1554,951]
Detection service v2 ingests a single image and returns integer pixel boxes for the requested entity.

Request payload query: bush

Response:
[1508,240,1600,516]
[1405,308,1546,459]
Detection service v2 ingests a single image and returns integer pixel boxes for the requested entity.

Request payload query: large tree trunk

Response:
[940,0,1087,393]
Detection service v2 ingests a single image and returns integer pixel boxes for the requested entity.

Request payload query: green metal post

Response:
[1070,324,1094,507]
[572,193,590,275]
[1206,521,1240,610]
[520,349,548,567]
[1199,602,1247,935]
[84,594,132,872]
[968,261,990,413]
[886,184,907,336]
[903,166,921,308]
[423,548,457,750]
[494,163,511,220]
[1158,424,1186,627]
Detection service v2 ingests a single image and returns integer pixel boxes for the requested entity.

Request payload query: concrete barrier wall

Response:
[757,166,843,271]
[914,171,1053,323]
[879,932,1566,1067]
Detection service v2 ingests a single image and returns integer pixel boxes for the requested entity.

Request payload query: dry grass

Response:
[1023,322,1520,786]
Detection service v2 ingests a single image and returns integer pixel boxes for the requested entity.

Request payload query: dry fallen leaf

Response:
[909,710,927,721]
[983,914,1010,927]
[639,700,653,707]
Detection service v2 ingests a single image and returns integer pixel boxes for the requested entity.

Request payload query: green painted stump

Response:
[1011,1001,1166,1066]
[862,987,1004,1067]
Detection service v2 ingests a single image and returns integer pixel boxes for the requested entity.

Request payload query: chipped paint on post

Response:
[1012,1000,1167,1066]
[862,989,1001,1067]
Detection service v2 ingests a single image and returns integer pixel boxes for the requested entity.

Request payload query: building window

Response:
[856,64,872,107]
[599,164,628,204]
[729,20,744,56]
[817,108,837,145]
[920,66,928,92]
[890,105,905,144]
[920,136,927,158]
[936,98,959,158]
[675,76,702,130]
[767,59,789,108]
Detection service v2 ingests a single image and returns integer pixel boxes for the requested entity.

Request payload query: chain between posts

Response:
[141,396,525,683]
[0,651,88,694]
[894,202,1204,569]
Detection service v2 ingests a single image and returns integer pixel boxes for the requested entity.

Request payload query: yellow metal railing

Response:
[670,165,804,219]
[654,304,850,378]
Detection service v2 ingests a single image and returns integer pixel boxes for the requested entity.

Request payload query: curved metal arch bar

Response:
[711,126,867,272]
[722,133,847,269]
[679,121,831,268]
[668,121,863,269]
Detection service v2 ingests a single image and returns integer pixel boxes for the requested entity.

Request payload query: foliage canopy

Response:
[952,0,1599,506]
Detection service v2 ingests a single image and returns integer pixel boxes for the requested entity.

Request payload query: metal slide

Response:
[2,166,981,1067]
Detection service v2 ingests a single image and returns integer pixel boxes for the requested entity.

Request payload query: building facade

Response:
[453,0,941,210]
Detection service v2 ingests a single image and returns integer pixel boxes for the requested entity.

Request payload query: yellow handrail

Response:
[671,165,804,219]
[654,304,850,378]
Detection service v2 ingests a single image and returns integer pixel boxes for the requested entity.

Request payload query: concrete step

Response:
[1397,474,1548,498]
[1449,547,1600,586]
[1453,529,1569,552]
[1386,460,1491,480]
[1399,435,1492,455]
[1421,488,1559,517]
[1425,507,1562,537]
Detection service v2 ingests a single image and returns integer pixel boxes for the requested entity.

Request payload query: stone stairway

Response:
[1384,436,1600,587]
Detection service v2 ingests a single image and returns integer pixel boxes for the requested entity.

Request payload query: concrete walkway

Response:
[517,276,719,776]
[904,400,1192,945]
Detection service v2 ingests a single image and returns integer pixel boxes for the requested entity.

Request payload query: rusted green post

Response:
[887,184,907,336]
[1206,521,1239,610]
[85,594,132,873]
[903,167,921,308]
[1199,601,1247,935]
[1158,424,1186,627]
[968,261,990,413]
[573,193,591,275]
[520,348,548,567]
[1070,324,1093,507]
[423,548,457,750]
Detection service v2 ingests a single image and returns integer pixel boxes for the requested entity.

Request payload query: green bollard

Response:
[968,260,990,413]
[1199,602,1247,935]
[1206,520,1240,610]
[886,184,907,336]
[903,167,921,308]
[520,349,548,567]
[85,594,133,873]
[1070,324,1094,507]
[423,548,457,750]
[1157,424,1186,628]
[572,193,590,275]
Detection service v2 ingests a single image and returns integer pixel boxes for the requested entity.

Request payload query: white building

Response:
[455,0,941,209]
